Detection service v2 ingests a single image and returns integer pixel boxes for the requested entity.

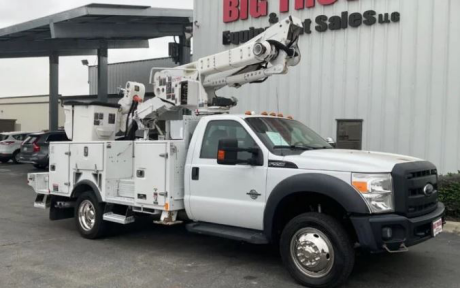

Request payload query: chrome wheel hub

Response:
[290,228,334,278]
[78,200,96,232]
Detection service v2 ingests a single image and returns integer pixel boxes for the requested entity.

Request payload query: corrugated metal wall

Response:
[89,57,177,95]
[193,0,460,174]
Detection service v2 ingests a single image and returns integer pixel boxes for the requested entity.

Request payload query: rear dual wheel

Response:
[280,213,355,288]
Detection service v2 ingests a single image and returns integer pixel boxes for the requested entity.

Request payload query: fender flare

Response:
[263,173,370,241]
[71,180,103,203]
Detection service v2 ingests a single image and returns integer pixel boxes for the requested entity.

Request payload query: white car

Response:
[0,132,30,163]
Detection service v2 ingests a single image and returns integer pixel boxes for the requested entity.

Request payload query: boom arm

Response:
[119,16,303,138]
[149,15,303,114]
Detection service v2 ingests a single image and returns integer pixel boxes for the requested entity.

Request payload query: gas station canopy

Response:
[0,4,193,130]
[0,4,192,58]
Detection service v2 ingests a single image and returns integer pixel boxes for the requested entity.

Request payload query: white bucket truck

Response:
[28,16,445,288]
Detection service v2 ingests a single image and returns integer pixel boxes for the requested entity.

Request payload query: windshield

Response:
[0,134,7,141]
[245,117,332,156]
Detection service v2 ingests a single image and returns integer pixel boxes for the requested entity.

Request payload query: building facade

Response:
[0,95,65,132]
[0,1,458,173]
[192,0,460,173]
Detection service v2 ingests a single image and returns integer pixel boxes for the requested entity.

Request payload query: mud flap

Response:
[49,197,75,221]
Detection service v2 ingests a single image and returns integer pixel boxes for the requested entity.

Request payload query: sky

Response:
[0,0,193,97]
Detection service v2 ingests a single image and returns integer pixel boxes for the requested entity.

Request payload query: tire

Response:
[280,213,355,288]
[74,191,107,239]
[12,151,21,164]
[0,159,8,163]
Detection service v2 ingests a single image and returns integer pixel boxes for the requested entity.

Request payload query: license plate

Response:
[432,218,443,237]
[24,148,29,152]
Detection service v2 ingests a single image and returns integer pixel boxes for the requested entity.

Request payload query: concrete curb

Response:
[444,221,460,234]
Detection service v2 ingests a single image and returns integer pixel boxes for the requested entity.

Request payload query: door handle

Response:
[192,167,199,180]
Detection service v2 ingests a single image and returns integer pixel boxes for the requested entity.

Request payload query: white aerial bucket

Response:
[63,101,121,141]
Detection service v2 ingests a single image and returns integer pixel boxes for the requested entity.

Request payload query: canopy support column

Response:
[179,34,191,65]
[49,52,59,131]
[97,43,108,102]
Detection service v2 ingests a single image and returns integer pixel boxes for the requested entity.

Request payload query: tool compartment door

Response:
[48,143,71,195]
[134,142,167,207]
[70,143,104,171]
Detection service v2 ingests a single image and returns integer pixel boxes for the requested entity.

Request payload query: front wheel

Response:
[75,192,107,239]
[280,213,355,288]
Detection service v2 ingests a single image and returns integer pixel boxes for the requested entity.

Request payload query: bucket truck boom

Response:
[127,16,303,129]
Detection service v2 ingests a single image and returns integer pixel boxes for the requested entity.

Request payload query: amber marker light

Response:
[352,181,368,193]
[218,150,225,161]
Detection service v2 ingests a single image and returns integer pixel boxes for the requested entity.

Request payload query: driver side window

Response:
[200,120,257,161]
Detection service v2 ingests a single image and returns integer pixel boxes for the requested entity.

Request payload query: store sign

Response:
[224,0,348,23]
[222,0,400,45]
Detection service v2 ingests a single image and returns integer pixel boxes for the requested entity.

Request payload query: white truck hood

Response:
[284,149,422,173]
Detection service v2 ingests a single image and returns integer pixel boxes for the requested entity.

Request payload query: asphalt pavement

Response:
[0,163,459,288]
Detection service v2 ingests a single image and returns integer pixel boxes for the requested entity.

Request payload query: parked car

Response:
[19,131,69,169]
[0,132,31,164]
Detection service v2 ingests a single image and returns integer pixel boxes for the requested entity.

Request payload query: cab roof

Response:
[203,114,295,121]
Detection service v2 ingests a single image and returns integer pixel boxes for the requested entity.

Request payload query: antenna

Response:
[275,87,285,156]
[276,88,280,114]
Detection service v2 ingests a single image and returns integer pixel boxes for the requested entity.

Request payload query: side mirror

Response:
[217,139,262,166]
[326,137,336,148]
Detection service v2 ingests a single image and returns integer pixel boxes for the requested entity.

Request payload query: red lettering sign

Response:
[279,0,289,12]
[223,0,239,23]
[224,0,348,23]
[250,0,268,18]
[295,0,335,10]
[306,0,315,8]
[295,0,304,10]
[318,0,337,5]
[240,0,249,19]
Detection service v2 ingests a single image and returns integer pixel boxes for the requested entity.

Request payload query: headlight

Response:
[352,173,393,213]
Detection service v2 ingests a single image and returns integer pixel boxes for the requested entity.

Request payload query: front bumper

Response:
[351,202,445,252]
